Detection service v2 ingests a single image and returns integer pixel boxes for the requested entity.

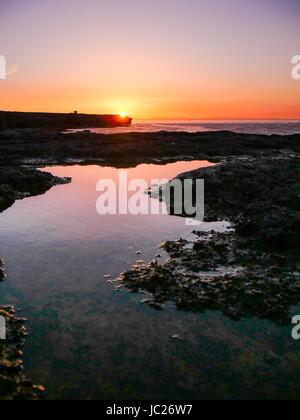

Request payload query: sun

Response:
[119,112,127,118]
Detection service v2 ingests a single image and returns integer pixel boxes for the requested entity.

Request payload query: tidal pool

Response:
[0,161,299,400]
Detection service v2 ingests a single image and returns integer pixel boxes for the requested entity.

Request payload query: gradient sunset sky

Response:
[1,0,300,119]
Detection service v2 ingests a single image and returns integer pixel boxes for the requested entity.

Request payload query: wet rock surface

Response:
[0,260,44,400]
[176,156,300,255]
[0,129,299,168]
[0,166,71,213]
[120,156,300,325]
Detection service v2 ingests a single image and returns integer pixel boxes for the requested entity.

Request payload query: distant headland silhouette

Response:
[0,111,132,129]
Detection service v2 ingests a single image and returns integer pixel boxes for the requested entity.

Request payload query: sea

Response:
[70,120,300,136]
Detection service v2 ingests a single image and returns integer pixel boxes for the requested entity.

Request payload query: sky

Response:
[0,0,300,119]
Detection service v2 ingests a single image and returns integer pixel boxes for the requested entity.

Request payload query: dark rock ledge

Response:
[0,166,71,213]
[120,156,300,325]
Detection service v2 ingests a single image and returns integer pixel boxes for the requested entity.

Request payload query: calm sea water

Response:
[0,161,300,400]
[70,120,300,136]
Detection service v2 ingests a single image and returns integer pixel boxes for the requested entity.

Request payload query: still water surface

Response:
[0,161,299,400]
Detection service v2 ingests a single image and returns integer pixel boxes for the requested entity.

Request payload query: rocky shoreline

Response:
[0,166,71,213]
[0,128,299,398]
[1,128,300,167]
[0,260,45,400]
[1,129,299,214]
[121,156,300,324]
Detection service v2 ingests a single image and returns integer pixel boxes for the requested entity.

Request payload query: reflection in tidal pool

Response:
[0,161,299,400]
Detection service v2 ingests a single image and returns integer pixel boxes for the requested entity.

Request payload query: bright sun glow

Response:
[119,112,127,118]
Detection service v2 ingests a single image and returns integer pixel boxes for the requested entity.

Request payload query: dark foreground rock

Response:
[0,307,45,400]
[0,166,71,213]
[0,129,299,167]
[176,156,300,255]
[0,260,45,400]
[120,156,300,325]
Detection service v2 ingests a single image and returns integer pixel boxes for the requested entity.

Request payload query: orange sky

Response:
[1,0,300,120]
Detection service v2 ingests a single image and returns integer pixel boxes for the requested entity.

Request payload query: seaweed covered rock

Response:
[120,232,300,324]
[175,156,300,255]
[121,156,300,325]
[0,260,45,400]
[0,306,45,400]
